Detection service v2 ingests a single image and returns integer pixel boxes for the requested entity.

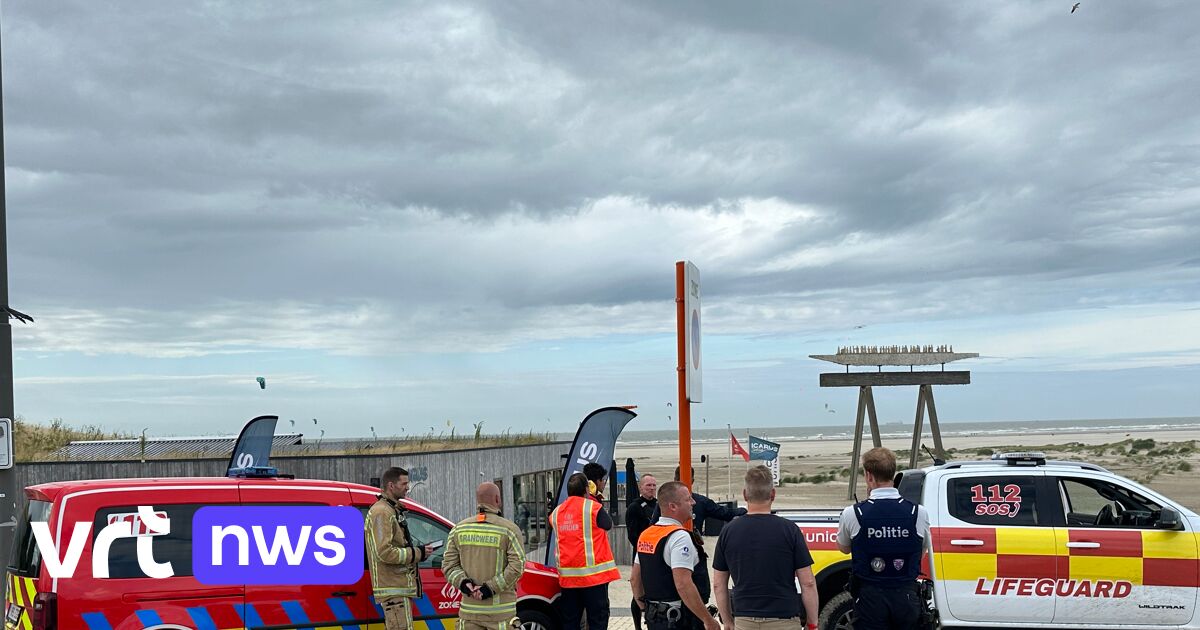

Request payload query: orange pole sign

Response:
[675,262,692,494]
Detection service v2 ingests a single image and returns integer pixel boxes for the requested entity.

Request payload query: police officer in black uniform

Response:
[630,481,719,630]
[836,447,929,630]
[627,474,659,630]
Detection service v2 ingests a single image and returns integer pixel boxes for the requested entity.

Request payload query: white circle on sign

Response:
[691,310,701,369]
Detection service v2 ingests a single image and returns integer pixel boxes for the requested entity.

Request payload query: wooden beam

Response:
[820,371,970,387]
[847,386,868,501]
[864,386,881,448]
[925,384,946,458]
[909,386,927,470]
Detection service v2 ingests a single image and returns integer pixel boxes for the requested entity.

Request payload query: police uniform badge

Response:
[870,557,885,572]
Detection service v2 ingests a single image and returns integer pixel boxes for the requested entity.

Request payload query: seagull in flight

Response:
[1071,2,1080,13]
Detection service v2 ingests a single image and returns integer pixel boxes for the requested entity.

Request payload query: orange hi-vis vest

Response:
[637,523,689,602]
[552,495,620,587]
[636,523,685,554]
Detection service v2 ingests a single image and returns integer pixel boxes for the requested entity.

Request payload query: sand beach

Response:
[615,425,1200,511]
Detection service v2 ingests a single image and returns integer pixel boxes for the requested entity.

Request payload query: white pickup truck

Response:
[779,452,1199,629]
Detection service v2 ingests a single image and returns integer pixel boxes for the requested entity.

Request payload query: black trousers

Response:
[852,583,920,630]
[559,584,609,630]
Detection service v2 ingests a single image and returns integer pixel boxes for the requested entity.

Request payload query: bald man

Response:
[442,482,527,630]
[627,474,659,630]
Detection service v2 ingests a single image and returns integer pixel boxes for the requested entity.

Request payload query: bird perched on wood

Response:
[1071,2,1080,13]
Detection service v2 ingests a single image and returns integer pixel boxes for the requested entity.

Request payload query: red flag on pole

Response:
[731,434,750,462]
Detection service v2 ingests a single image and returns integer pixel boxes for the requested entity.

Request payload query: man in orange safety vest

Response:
[551,471,620,630]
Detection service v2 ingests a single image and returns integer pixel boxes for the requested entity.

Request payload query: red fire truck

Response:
[4,473,563,630]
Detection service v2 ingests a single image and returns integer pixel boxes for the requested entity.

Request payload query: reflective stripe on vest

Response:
[448,518,526,593]
[558,560,619,576]
[583,498,595,567]
[460,600,519,615]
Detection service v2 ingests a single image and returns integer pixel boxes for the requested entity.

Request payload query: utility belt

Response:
[847,573,918,597]
[645,601,701,630]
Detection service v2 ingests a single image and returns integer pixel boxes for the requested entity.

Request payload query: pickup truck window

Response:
[1058,477,1163,528]
[896,470,925,504]
[948,477,1041,526]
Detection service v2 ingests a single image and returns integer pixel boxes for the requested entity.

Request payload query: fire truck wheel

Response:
[818,591,854,630]
[517,608,557,630]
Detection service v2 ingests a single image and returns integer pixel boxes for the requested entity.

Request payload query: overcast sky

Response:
[3,1,1198,438]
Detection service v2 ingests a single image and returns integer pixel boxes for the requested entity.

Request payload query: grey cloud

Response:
[2,0,1198,350]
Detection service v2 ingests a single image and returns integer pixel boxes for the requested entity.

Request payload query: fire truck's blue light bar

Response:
[228,466,280,478]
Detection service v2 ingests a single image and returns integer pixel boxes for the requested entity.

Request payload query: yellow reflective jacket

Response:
[366,495,424,599]
[441,504,526,621]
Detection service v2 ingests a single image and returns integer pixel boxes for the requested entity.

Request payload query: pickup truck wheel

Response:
[818,591,854,630]
[518,608,558,630]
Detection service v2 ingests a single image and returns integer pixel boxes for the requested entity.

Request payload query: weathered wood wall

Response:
[14,442,570,525]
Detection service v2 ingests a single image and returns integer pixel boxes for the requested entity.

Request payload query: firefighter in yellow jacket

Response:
[442,482,527,630]
[368,467,434,630]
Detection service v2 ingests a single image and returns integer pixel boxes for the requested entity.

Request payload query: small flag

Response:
[749,435,781,461]
[731,434,750,462]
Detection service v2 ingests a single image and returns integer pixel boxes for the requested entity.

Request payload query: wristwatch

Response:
[806,623,818,630]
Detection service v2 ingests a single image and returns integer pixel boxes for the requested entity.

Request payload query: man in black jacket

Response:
[651,467,747,533]
[626,474,658,630]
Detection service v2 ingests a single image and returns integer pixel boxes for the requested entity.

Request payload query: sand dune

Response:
[615,426,1200,510]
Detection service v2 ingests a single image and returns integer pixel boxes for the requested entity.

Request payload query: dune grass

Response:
[13,416,557,462]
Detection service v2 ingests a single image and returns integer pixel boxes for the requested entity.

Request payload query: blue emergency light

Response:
[228,465,286,478]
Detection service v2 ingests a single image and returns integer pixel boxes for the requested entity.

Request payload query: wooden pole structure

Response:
[812,348,976,499]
